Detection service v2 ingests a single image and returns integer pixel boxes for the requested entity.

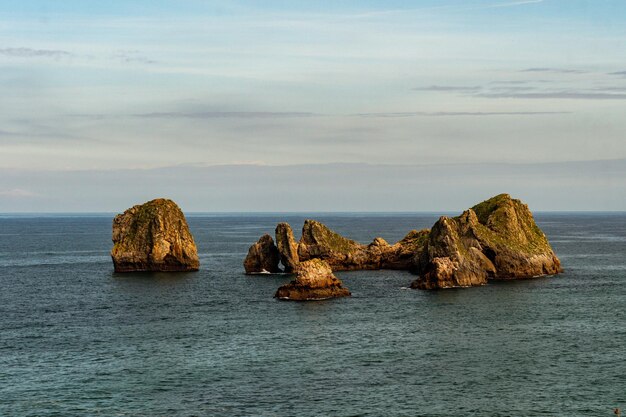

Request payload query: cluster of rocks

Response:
[244,220,429,274]
[110,194,562,301]
[244,194,562,297]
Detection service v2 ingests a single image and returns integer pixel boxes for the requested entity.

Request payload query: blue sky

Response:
[1,1,625,211]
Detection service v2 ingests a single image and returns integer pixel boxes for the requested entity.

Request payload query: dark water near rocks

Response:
[1,213,625,416]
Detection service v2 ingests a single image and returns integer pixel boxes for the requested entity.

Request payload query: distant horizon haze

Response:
[1,158,624,212]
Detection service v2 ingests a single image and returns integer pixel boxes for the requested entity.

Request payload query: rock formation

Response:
[275,223,299,272]
[246,219,428,273]
[411,194,562,289]
[243,234,281,274]
[274,259,351,300]
[379,229,430,270]
[111,198,199,272]
[297,219,376,270]
[244,193,562,291]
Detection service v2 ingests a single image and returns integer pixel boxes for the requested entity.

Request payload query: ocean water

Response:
[0,213,625,416]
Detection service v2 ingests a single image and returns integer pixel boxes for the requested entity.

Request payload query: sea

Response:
[1,212,625,417]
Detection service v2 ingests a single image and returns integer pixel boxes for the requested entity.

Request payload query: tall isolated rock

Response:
[275,223,300,272]
[111,198,199,272]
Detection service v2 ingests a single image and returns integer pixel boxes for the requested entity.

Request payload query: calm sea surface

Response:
[1,213,625,416]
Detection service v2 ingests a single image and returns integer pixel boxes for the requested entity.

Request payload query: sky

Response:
[1,0,625,212]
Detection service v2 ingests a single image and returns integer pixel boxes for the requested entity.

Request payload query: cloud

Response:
[477,91,626,100]
[348,0,543,18]
[478,0,544,9]
[112,50,157,65]
[414,79,626,100]
[133,111,318,119]
[413,85,481,92]
[353,111,571,117]
[609,71,626,76]
[0,47,71,58]
[521,67,587,74]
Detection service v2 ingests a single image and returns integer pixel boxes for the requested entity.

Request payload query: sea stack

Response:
[275,222,300,273]
[275,259,351,301]
[411,194,562,289]
[243,234,281,274]
[111,198,199,272]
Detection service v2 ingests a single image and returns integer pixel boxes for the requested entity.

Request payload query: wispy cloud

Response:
[477,91,626,100]
[483,0,544,9]
[0,47,71,58]
[348,0,544,18]
[413,85,481,92]
[354,111,570,117]
[112,50,157,65]
[415,73,626,100]
[134,111,318,119]
[609,71,626,77]
[521,67,587,74]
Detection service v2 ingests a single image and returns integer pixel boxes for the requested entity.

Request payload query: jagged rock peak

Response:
[275,222,300,273]
[411,194,562,289]
[111,198,199,272]
[299,219,361,250]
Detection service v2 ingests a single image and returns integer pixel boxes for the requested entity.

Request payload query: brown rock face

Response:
[275,223,300,272]
[111,198,199,272]
[411,194,562,289]
[245,220,430,273]
[243,234,281,274]
[411,211,495,289]
[381,229,430,270]
[274,259,351,300]
[297,220,376,270]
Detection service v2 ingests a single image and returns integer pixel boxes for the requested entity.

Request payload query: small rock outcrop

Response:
[411,194,562,289]
[243,234,281,274]
[274,259,351,300]
[275,223,300,273]
[111,198,199,272]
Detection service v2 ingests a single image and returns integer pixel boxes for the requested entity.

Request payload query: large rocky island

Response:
[111,198,199,272]
[243,194,562,289]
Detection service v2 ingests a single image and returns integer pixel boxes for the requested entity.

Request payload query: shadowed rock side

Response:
[111,198,199,272]
[243,234,281,274]
[275,259,351,301]
[411,194,562,289]
[275,223,299,272]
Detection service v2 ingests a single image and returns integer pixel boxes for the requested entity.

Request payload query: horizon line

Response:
[2,210,625,216]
